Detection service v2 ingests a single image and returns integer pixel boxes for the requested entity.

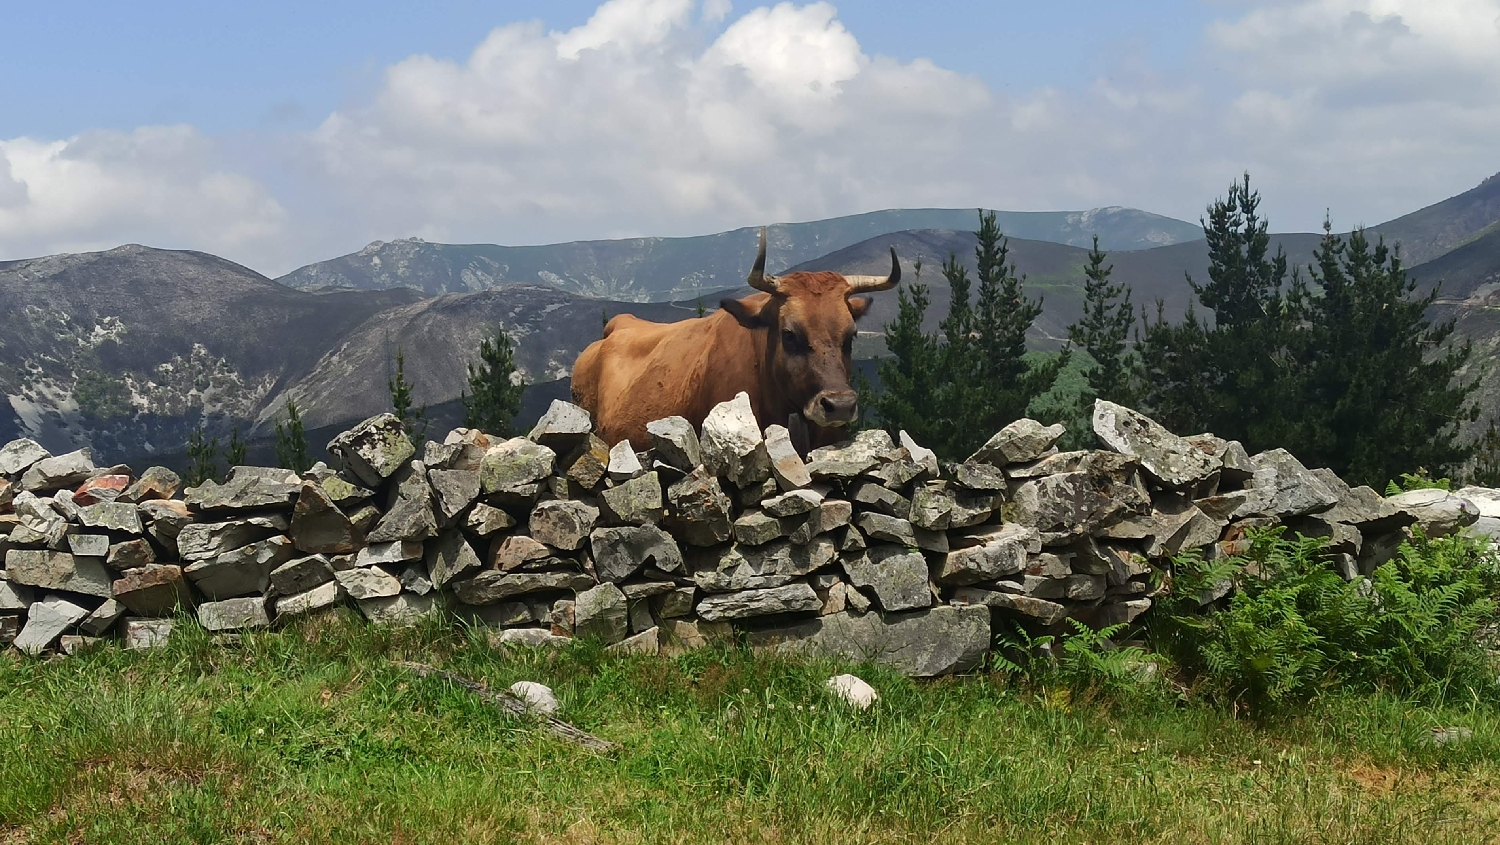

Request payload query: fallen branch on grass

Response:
[397,661,621,754]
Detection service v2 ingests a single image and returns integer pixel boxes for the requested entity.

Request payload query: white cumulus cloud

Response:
[0,125,288,267]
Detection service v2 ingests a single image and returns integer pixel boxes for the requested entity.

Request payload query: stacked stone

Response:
[0,396,1489,676]
[0,440,181,653]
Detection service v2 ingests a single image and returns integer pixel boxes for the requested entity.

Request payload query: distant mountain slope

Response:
[263,286,698,432]
[775,229,1326,349]
[1409,225,1500,300]
[1373,172,1500,265]
[275,207,1203,302]
[0,245,421,457]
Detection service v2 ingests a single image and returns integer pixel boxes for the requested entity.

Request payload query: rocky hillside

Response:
[0,246,422,458]
[1371,171,1500,265]
[264,286,697,433]
[275,207,1204,302]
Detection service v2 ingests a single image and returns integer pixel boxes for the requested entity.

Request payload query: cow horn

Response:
[844,247,901,294]
[747,227,783,294]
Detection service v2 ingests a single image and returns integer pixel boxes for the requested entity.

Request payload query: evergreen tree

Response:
[185,427,220,486]
[1139,176,1477,485]
[461,326,527,437]
[1140,174,1307,446]
[274,400,311,473]
[873,211,1069,459]
[1067,235,1137,406]
[970,210,1068,443]
[388,347,427,447]
[1301,223,1476,486]
[226,425,247,469]
[696,298,706,318]
[874,259,943,445]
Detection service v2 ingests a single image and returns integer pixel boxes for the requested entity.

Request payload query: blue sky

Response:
[3,0,1498,274]
[2,1,1217,137]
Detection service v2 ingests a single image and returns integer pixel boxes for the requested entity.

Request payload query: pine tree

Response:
[872,211,1070,460]
[461,326,527,437]
[1301,223,1477,485]
[696,298,706,318]
[227,425,247,470]
[388,347,427,447]
[970,210,1067,444]
[874,259,942,445]
[274,400,312,473]
[1139,176,1477,485]
[1139,174,1306,446]
[185,427,220,486]
[1068,235,1137,406]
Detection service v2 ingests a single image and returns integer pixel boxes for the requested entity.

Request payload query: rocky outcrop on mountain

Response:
[0,245,420,461]
[4,399,1485,675]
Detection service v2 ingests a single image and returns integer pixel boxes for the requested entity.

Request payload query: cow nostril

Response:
[820,396,837,413]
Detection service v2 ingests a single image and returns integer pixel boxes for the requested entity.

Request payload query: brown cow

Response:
[571,228,899,450]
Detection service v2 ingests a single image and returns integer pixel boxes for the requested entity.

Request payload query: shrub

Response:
[1152,526,1500,713]
[994,619,1165,701]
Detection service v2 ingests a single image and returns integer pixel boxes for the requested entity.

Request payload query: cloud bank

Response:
[3,0,1499,275]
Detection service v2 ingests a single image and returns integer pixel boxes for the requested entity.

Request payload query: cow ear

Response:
[847,296,873,319]
[721,295,772,327]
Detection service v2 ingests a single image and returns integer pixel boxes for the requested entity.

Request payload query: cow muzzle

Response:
[804,390,859,428]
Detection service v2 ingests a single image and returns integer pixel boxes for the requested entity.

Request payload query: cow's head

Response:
[721,228,899,428]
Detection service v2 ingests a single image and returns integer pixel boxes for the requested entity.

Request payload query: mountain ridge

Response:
[274,206,1205,302]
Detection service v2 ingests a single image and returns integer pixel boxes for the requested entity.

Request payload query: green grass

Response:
[3,611,1499,844]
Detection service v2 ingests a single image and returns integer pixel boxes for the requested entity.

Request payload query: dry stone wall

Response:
[1,397,1492,676]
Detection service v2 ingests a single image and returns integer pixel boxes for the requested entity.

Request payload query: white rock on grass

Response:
[825,674,879,710]
[508,681,560,716]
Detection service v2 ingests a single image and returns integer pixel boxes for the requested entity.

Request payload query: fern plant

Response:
[1151,525,1500,713]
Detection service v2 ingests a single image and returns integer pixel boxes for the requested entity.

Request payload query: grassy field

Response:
[3,611,1499,844]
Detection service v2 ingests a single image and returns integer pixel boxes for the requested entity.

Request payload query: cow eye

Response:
[781,328,801,349]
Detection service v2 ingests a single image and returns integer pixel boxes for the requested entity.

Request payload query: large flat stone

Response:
[480,438,556,493]
[426,530,483,587]
[183,535,295,599]
[290,481,360,554]
[451,570,595,605]
[176,515,288,561]
[198,597,272,632]
[1092,401,1220,488]
[112,564,194,616]
[747,604,991,677]
[969,419,1065,466]
[0,438,49,477]
[19,449,95,492]
[695,582,822,621]
[5,549,112,598]
[14,596,89,655]
[184,466,301,514]
[935,524,1035,585]
[529,500,599,551]
[841,546,932,611]
[590,525,683,582]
